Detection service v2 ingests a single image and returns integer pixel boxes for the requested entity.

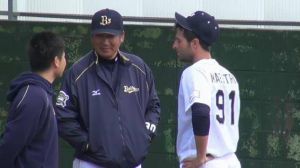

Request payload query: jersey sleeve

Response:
[181,68,212,113]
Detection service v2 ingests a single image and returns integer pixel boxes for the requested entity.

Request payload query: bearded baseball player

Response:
[173,11,241,168]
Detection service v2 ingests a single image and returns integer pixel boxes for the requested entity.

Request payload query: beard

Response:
[177,51,194,63]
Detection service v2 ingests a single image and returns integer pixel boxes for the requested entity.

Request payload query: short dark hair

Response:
[28,31,65,72]
[175,23,210,52]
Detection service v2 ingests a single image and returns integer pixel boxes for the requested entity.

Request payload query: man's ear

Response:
[53,56,60,68]
[191,38,199,49]
[120,31,125,42]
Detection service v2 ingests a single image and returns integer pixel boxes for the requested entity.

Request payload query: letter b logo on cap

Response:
[91,9,123,35]
[100,16,111,26]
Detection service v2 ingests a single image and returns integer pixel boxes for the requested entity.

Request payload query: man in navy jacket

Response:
[56,9,161,168]
[0,31,66,168]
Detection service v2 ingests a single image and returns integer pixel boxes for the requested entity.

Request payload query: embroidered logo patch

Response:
[189,90,201,103]
[56,91,69,108]
[91,89,101,96]
[124,85,139,94]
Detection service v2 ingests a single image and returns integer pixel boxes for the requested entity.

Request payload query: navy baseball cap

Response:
[175,11,220,46]
[91,9,124,36]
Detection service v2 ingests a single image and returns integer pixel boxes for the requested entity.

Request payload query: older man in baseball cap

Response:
[56,9,161,168]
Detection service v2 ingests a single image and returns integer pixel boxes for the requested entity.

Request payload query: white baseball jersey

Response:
[177,59,240,162]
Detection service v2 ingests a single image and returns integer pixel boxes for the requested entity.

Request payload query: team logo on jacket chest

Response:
[123,85,139,94]
[56,91,69,108]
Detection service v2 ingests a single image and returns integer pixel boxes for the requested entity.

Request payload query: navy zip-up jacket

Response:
[0,72,58,168]
[56,51,161,168]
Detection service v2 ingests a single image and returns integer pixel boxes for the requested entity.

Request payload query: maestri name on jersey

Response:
[210,72,237,84]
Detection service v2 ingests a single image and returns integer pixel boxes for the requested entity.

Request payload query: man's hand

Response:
[182,157,207,168]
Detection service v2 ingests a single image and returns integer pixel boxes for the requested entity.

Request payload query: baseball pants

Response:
[180,153,241,168]
[73,158,142,168]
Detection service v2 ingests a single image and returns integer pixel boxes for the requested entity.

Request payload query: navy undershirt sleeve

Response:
[191,103,210,136]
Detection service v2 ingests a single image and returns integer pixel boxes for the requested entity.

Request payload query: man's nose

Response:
[172,42,177,49]
[102,37,110,44]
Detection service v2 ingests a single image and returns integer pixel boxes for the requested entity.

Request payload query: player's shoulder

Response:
[66,51,96,81]
[217,62,238,80]
[183,59,215,76]
[181,64,208,83]
[193,59,215,71]
[119,50,152,75]
[15,85,48,109]
[71,51,95,71]
[197,59,235,76]
[215,61,240,86]
[119,50,146,66]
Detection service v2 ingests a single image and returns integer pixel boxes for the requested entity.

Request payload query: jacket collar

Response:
[93,50,130,65]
